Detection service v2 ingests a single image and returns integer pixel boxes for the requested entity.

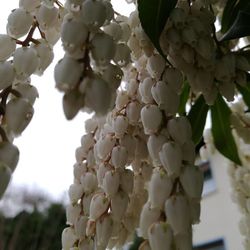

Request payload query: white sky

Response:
[0,1,134,202]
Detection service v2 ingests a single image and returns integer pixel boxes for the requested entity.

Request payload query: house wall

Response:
[193,153,243,250]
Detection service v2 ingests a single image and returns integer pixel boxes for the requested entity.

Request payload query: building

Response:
[193,152,243,250]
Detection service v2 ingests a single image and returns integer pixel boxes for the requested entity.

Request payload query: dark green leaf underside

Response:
[138,0,177,59]
[221,10,250,41]
[187,95,209,146]
[211,95,242,165]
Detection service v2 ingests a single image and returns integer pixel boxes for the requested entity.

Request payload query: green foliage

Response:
[0,203,66,250]
[187,95,209,146]
[138,0,177,59]
[221,9,250,41]
[221,0,250,34]
[211,95,242,165]
[178,82,190,115]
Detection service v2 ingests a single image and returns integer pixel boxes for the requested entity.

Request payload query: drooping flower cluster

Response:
[0,0,63,198]
[0,0,249,249]
[160,1,250,105]
[62,63,154,249]
[62,6,205,250]
[54,0,133,118]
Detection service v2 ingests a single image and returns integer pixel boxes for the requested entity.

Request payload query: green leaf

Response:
[138,0,177,59]
[220,10,250,41]
[178,82,190,115]
[221,0,249,33]
[236,83,250,109]
[187,95,209,145]
[211,95,242,165]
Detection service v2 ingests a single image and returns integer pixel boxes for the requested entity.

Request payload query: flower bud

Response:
[0,34,16,61]
[54,56,82,91]
[84,75,112,114]
[103,170,120,196]
[148,222,173,250]
[91,32,115,65]
[81,0,106,29]
[139,202,161,239]
[96,214,113,249]
[167,116,192,145]
[82,193,93,216]
[139,77,154,104]
[14,84,39,105]
[116,91,129,110]
[159,141,182,177]
[147,134,167,166]
[111,146,128,169]
[146,54,165,80]
[89,193,110,220]
[0,61,15,90]
[80,172,97,194]
[13,47,39,77]
[74,215,88,238]
[148,168,173,209]
[112,115,128,138]
[180,165,204,199]
[102,63,123,90]
[151,81,179,115]
[141,104,162,135]
[126,101,141,125]
[96,134,116,160]
[5,97,34,136]
[85,118,98,133]
[66,203,81,225]
[62,227,77,250]
[114,43,131,67]
[68,183,84,204]
[164,195,191,235]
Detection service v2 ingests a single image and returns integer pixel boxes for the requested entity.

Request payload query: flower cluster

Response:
[0,0,62,198]
[160,1,250,105]
[55,0,133,118]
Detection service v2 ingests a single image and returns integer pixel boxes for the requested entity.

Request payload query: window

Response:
[194,239,226,250]
[198,161,216,196]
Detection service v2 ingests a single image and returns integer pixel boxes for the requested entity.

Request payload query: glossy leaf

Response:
[178,82,190,115]
[221,0,249,33]
[187,95,209,145]
[220,10,250,41]
[138,0,177,59]
[211,95,241,165]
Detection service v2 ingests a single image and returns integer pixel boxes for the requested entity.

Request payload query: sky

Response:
[0,1,134,202]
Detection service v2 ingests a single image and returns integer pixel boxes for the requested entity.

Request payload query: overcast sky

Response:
[0,1,134,202]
